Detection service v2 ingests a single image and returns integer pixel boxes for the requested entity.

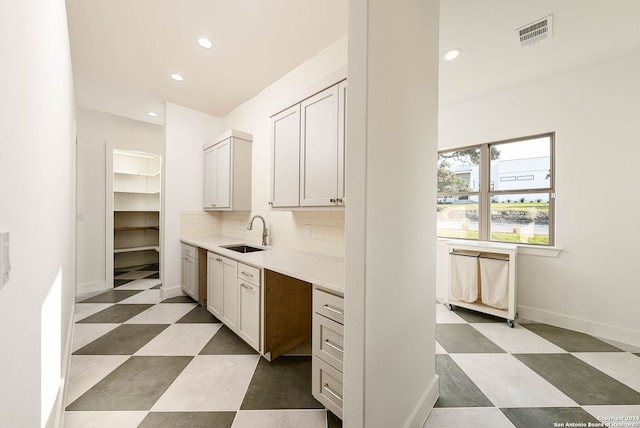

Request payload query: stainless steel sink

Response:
[221,244,265,253]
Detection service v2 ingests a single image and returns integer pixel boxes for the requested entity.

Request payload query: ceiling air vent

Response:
[517,15,553,47]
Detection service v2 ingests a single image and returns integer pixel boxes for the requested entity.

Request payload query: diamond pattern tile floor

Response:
[65,271,341,427]
[67,274,640,428]
[428,303,640,427]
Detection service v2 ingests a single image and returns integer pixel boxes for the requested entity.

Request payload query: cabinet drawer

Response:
[312,356,343,418]
[238,263,260,286]
[313,313,344,372]
[181,244,196,258]
[313,288,344,324]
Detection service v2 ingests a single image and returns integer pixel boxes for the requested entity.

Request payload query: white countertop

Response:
[180,235,345,296]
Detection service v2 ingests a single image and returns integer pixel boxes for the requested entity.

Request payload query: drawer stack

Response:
[312,286,344,419]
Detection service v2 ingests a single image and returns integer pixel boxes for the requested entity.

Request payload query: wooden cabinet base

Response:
[264,269,312,360]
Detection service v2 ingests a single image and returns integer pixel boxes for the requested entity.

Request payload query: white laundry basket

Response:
[479,253,510,309]
[449,250,481,303]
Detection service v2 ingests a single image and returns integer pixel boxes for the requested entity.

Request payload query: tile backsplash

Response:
[181,209,345,258]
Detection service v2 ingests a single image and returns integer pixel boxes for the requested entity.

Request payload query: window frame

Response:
[438,132,555,246]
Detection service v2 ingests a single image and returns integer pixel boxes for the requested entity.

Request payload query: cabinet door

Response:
[207,253,224,318]
[337,80,347,204]
[181,256,190,296]
[187,257,198,300]
[271,105,301,207]
[221,256,238,331]
[300,85,339,206]
[215,139,231,209]
[203,147,218,209]
[238,280,260,351]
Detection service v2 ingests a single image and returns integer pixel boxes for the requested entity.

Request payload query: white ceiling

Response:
[66,0,640,125]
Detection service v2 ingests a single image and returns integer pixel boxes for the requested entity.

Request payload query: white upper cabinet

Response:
[270,105,301,208]
[203,130,252,211]
[270,79,347,209]
[300,85,339,206]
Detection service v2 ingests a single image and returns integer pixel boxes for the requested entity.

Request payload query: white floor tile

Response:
[152,355,260,411]
[574,353,640,392]
[424,408,515,428]
[118,289,162,304]
[74,303,115,322]
[583,405,640,423]
[115,271,156,280]
[451,353,577,408]
[63,411,147,428]
[435,341,447,354]
[231,410,327,428]
[124,303,196,324]
[436,304,467,324]
[65,355,129,406]
[115,278,162,290]
[470,323,567,354]
[135,323,222,356]
[72,324,119,352]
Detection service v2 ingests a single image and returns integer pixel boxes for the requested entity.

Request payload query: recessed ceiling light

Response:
[197,37,213,49]
[146,111,158,117]
[170,73,184,82]
[444,49,462,61]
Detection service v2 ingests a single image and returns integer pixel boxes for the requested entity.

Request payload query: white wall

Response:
[345,0,439,427]
[438,48,640,345]
[76,108,163,294]
[0,0,76,426]
[164,103,222,295]
[218,37,347,257]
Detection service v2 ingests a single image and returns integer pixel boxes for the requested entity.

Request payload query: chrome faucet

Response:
[247,215,268,246]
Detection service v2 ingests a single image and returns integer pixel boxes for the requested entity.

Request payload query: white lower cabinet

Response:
[181,244,198,301]
[207,252,238,330]
[238,262,261,352]
[312,286,344,419]
[207,253,261,348]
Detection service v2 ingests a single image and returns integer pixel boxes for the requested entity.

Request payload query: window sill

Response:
[436,238,561,258]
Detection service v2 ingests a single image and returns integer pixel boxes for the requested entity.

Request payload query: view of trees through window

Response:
[437,134,554,245]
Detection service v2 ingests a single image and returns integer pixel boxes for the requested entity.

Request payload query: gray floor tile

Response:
[162,295,197,303]
[241,356,323,410]
[435,354,494,407]
[114,279,133,287]
[450,306,506,323]
[177,305,221,323]
[138,411,236,428]
[80,290,143,303]
[327,411,343,428]
[77,304,153,324]
[73,324,169,355]
[66,356,192,411]
[437,324,505,353]
[522,324,623,352]
[514,354,640,405]
[144,272,160,279]
[501,407,600,428]
[151,284,162,290]
[199,325,256,354]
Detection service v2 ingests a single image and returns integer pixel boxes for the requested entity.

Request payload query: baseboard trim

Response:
[518,305,640,347]
[161,285,184,300]
[404,375,440,428]
[77,280,108,295]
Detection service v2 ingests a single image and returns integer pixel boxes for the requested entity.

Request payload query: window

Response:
[437,133,554,245]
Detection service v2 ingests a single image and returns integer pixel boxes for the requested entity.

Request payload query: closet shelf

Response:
[113,245,160,254]
[114,170,160,177]
[114,226,159,231]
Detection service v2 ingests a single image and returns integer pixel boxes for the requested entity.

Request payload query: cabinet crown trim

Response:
[204,129,253,150]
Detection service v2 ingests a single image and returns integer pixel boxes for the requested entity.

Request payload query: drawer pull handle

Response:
[323,384,343,402]
[216,258,223,262]
[323,304,344,316]
[240,283,253,291]
[241,271,254,278]
[324,339,344,353]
